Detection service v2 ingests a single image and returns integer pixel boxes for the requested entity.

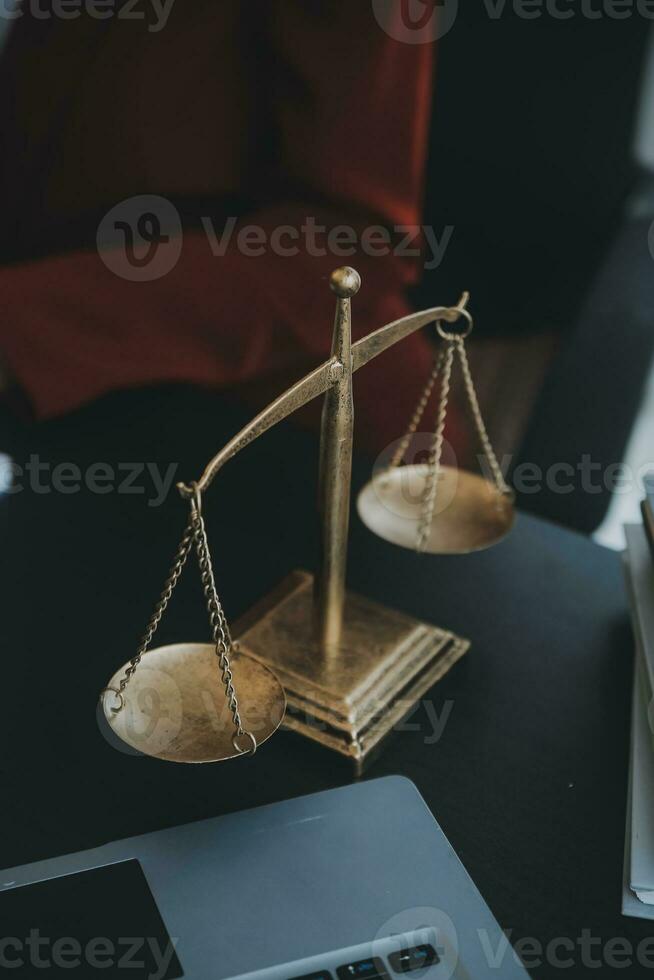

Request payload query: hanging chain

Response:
[455,336,510,495]
[388,346,447,471]
[100,488,255,755]
[101,523,195,711]
[416,340,456,553]
[189,488,255,754]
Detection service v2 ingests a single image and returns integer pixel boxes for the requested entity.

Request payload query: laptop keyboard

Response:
[289,946,440,980]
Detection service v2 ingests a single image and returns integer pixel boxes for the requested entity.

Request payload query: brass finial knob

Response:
[330,267,361,299]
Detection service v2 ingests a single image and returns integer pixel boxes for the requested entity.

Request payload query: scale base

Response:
[234,570,469,770]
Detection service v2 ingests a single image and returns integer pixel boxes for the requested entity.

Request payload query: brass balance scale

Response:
[101,267,514,769]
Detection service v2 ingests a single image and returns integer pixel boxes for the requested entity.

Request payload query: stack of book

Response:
[623,474,654,918]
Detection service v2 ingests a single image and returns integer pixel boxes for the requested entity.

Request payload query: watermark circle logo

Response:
[372,0,458,43]
[97,194,182,282]
[373,906,460,980]
[96,668,183,758]
[371,433,459,520]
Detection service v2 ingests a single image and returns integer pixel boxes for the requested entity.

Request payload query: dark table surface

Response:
[0,386,643,978]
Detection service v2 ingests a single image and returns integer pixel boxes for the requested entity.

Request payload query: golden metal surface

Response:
[314,269,358,651]
[235,571,469,768]
[109,268,480,768]
[102,644,286,764]
[357,465,515,555]
[176,279,469,499]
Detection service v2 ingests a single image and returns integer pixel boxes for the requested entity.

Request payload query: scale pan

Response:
[101,643,286,763]
[357,464,514,555]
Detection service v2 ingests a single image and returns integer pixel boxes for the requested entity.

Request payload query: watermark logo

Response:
[96,195,182,282]
[96,196,454,280]
[373,0,654,38]
[367,915,654,974]
[373,908,460,980]
[3,455,178,507]
[0,0,176,31]
[97,671,286,758]
[372,0,458,43]
[369,434,460,522]
[0,931,179,978]
[98,668,184,758]
[202,216,452,271]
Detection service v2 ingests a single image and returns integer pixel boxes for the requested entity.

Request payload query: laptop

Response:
[0,776,530,979]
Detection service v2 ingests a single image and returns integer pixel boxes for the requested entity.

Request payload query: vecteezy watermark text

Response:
[0,931,178,979]
[99,676,455,758]
[374,435,654,506]
[201,217,453,272]
[3,448,653,510]
[481,928,654,971]
[373,0,654,44]
[0,0,175,31]
[96,194,454,281]
[481,0,654,19]
[1,455,178,507]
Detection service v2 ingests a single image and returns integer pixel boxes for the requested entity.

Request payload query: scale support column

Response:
[314,268,359,653]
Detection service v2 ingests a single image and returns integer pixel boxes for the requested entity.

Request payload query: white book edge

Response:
[622,539,654,916]
[622,666,654,918]
[624,524,654,710]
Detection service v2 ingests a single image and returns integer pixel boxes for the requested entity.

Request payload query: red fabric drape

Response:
[0,2,450,453]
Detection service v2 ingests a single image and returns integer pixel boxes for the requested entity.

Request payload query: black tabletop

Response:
[0,386,641,978]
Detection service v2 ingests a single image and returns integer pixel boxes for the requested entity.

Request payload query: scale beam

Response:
[179,290,468,497]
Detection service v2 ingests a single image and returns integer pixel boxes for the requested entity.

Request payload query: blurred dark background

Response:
[416,9,654,534]
[1,3,653,535]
